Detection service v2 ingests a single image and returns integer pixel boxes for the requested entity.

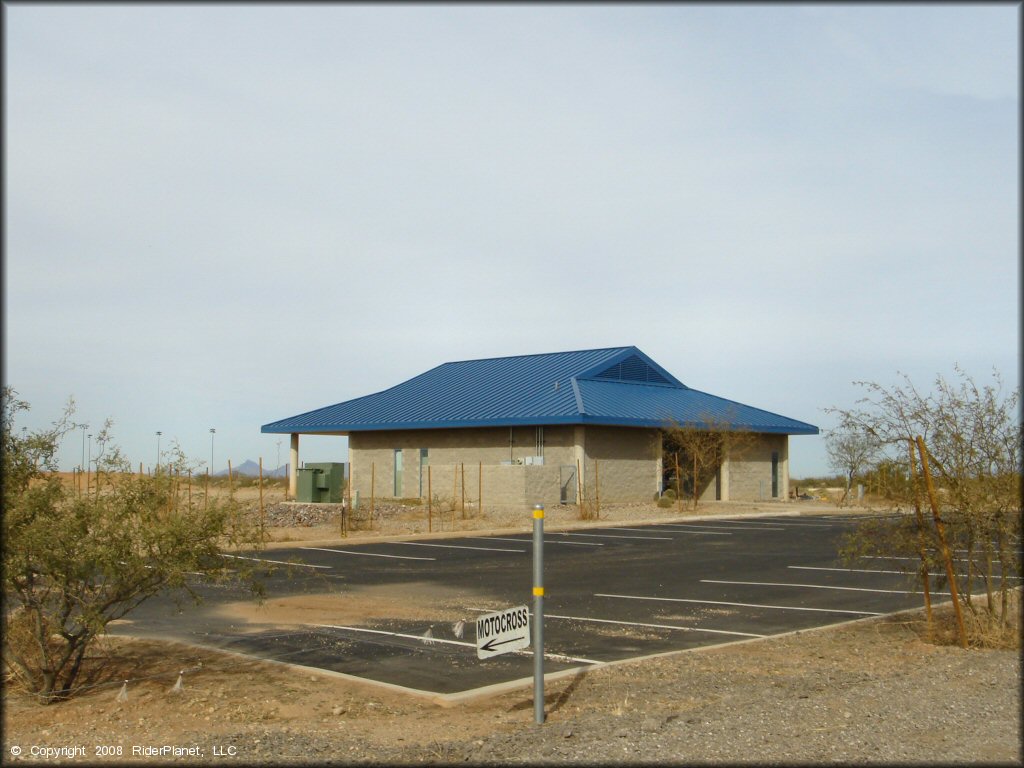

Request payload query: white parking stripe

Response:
[554,531,673,541]
[661,523,782,531]
[712,519,833,528]
[300,546,436,561]
[792,564,1022,579]
[790,565,928,576]
[393,541,525,553]
[219,554,331,569]
[544,612,765,639]
[314,623,471,648]
[465,536,603,547]
[595,592,882,616]
[864,555,1020,571]
[314,623,602,665]
[701,578,951,596]
[605,526,730,536]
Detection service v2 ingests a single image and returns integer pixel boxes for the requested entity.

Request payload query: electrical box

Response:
[294,462,346,503]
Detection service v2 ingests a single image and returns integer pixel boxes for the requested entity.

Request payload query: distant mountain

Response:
[214,460,288,478]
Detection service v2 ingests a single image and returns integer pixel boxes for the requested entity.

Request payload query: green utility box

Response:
[294,462,346,503]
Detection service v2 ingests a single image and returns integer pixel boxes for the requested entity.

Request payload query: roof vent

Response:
[593,354,671,385]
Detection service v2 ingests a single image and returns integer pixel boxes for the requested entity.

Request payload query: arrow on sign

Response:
[479,635,528,654]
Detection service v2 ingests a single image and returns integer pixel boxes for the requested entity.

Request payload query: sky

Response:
[4,3,1019,479]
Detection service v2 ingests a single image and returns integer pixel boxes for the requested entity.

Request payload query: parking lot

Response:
[115,512,991,700]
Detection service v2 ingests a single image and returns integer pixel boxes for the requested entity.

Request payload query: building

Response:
[261,346,818,509]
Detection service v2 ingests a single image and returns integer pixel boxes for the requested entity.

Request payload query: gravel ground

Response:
[229,618,1021,765]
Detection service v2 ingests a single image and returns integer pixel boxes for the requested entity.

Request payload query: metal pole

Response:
[533,503,545,725]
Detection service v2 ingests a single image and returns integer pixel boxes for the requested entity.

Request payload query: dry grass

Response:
[901,591,1021,649]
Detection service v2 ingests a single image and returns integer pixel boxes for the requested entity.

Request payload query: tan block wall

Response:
[346,425,788,507]
[348,426,578,509]
[726,434,789,501]
[582,426,661,503]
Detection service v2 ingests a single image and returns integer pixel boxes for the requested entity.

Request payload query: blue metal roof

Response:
[261,346,818,435]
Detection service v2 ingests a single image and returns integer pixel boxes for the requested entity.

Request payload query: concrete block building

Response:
[261,346,818,509]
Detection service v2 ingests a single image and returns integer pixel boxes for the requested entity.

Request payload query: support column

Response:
[573,425,586,500]
[719,451,730,501]
[781,437,790,500]
[654,431,664,497]
[289,433,299,499]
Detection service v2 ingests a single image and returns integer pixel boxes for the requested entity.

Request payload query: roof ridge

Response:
[441,345,634,366]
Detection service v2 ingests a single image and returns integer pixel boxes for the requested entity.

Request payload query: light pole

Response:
[276,439,282,475]
[80,423,88,472]
[87,433,92,471]
[209,428,216,476]
[156,431,162,473]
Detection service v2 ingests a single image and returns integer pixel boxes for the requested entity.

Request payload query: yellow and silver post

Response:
[533,503,545,725]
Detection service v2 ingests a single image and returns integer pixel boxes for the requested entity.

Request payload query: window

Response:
[394,449,403,497]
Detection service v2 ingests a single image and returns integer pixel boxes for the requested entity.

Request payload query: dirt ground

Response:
[4,496,1020,764]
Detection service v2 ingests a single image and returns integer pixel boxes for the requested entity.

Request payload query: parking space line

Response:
[822,563,1020,581]
[544,612,765,639]
[701,578,951,596]
[594,592,882,616]
[863,555,1021,570]
[661,523,781,532]
[314,623,473,648]
[465,606,762,639]
[790,565,926,576]
[465,536,604,547]
[712,519,833,528]
[554,532,673,541]
[314,623,602,665]
[790,565,1020,579]
[392,541,525,553]
[606,526,730,536]
[219,554,331,569]
[300,546,436,561]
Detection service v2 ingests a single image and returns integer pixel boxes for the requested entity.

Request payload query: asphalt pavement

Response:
[114,512,960,699]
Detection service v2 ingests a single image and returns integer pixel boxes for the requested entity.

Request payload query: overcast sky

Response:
[4,4,1019,478]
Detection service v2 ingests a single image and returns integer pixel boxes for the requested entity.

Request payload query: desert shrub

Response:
[2,388,265,703]
[829,367,1021,647]
[576,498,599,521]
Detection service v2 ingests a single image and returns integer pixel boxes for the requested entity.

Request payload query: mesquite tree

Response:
[826,367,1021,641]
[662,416,756,509]
[2,388,264,702]
[825,427,881,506]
